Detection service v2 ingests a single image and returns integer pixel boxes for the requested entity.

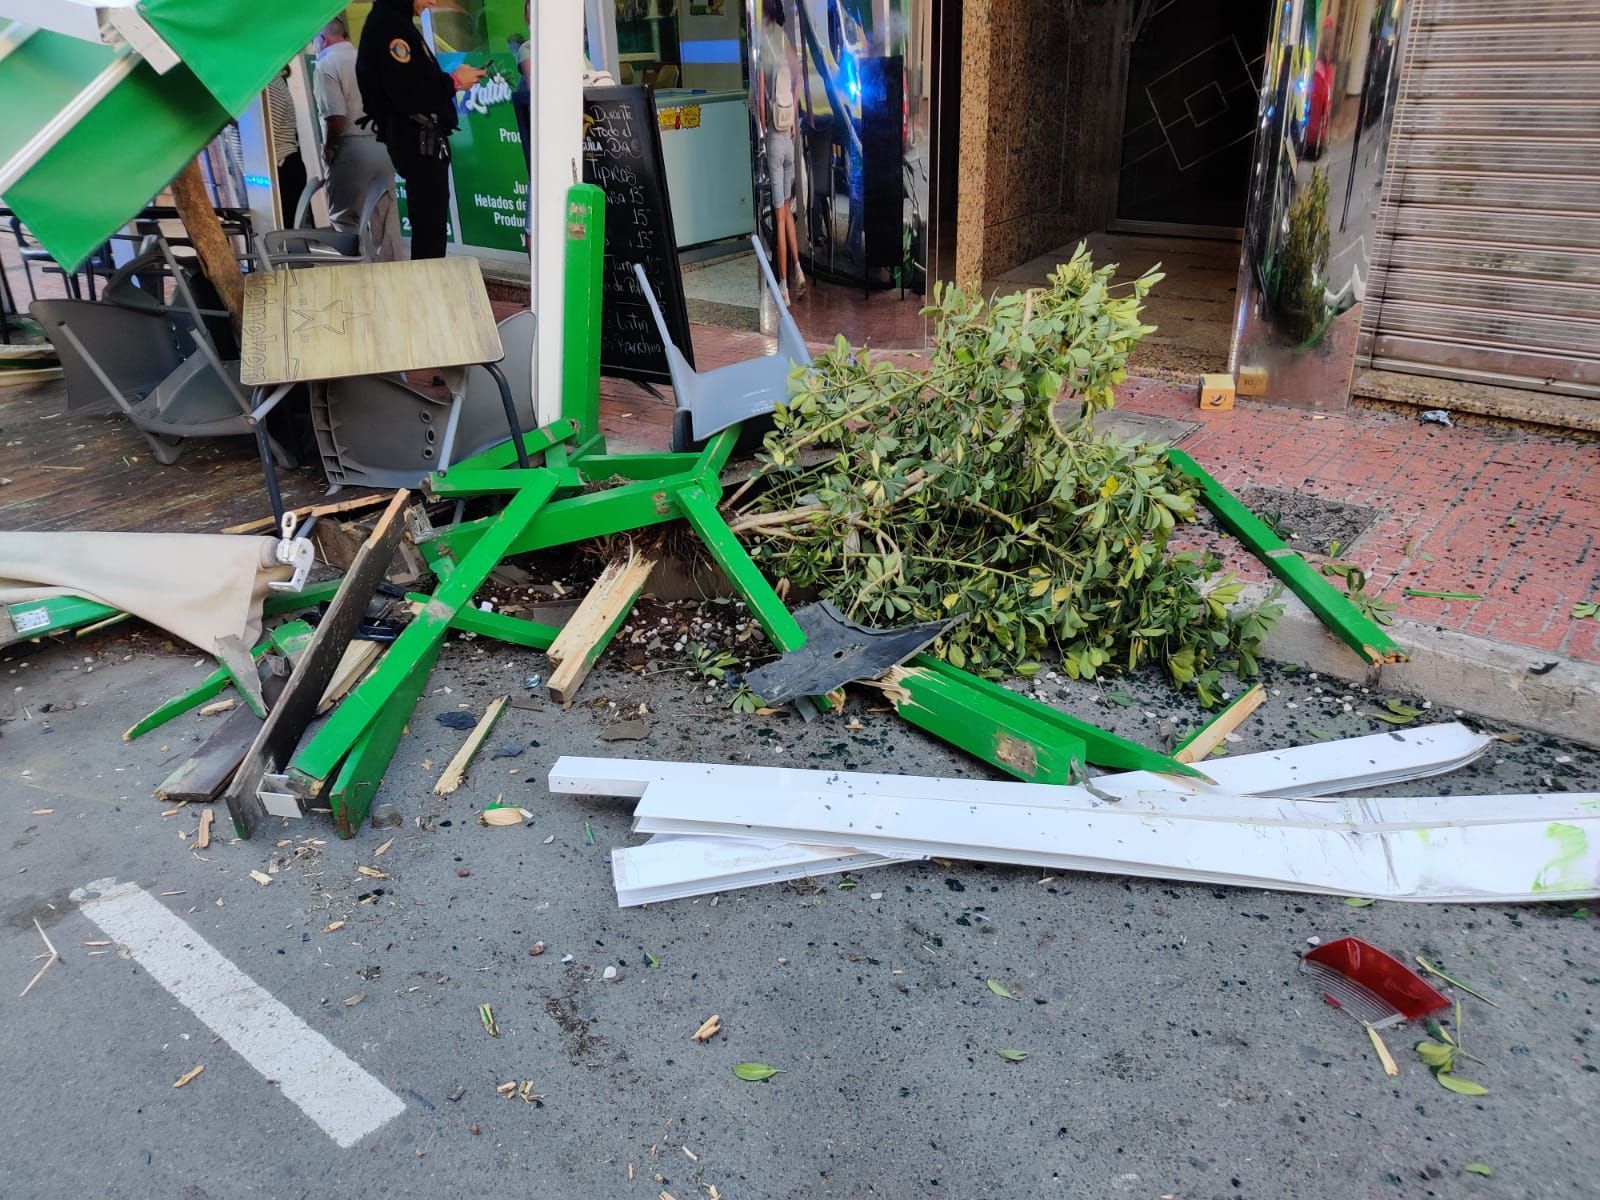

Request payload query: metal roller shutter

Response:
[1363,0,1600,400]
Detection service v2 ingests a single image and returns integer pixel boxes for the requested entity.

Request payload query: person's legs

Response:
[277,151,308,227]
[774,200,791,297]
[401,155,451,260]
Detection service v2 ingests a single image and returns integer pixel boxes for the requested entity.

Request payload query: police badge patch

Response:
[389,38,411,63]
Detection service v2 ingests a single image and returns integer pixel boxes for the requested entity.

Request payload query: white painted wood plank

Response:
[612,835,908,907]
[627,784,1600,903]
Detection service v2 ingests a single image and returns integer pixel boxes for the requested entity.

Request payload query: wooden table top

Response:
[239,257,503,386]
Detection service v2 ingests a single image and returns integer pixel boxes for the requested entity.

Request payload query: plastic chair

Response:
[31,298,290,467]
[632,235,812,452]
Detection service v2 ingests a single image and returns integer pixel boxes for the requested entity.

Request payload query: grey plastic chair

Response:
[633,235,812,451]
[464,310,536,432]
[31,298,290,466]
[311,372,527,490]
[309,307,534,490]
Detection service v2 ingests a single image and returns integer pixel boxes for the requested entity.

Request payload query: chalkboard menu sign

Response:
[581,85,694,385]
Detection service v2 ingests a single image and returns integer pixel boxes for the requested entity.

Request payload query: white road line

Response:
[70,877,405,1148]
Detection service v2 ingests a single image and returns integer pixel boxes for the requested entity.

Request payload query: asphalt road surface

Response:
[3,628,1596,1200]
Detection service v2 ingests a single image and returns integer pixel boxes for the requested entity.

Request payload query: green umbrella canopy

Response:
[0,0,345,271]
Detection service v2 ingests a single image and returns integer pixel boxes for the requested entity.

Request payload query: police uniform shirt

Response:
[355,0,457,145]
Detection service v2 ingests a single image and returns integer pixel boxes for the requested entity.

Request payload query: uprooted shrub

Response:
[729,245,1281,706]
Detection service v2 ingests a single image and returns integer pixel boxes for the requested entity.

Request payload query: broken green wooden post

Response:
[427,466,585,498]
[3,577,340,656]
[405,593,562,650]
[443,418,579,474]
[327,643,442,838]
[562,183,606,448]
[285,476,560,796]
[672,483,806,651]
[121,619,317,741]
[417,429,739,569]
[893,654,1203,780]
[1164,448,1407,665]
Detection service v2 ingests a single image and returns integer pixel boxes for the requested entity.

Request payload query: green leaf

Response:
[985,979,1018,1000]
[995,1049,1029,1063]
[1371,711,1417,725]
[1436,1072,1488,1096]
[1343,897,1374,907]
[1414,1039,1456,1070]
[1384,699,1425,718]
[644,951,660,968]
[732,1062,782,1082]
[1464,1164,1493,1177]
[1106,691,1135,707]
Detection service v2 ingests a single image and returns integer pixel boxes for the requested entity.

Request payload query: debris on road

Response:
[19,918,60,998]
[479,1004,499,1037]
[434,695,507,796]
[248,870,272,886]
[171,1065,204,1088]
[1301,938,1450,1027]
[691,1015,721,1041]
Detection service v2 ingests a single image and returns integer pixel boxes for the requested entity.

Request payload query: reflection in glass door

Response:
[1114,0,1270,235]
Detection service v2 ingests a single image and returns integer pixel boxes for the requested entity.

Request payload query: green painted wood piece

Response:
[562,183,607,447]
[427,466,585,498]
[286,478,559,795]
[419,428,739,570]
[407,593,562,649]
[896,654,1203,779]
[1164,449,1407,665]
[577,452,701,481]
[3,595,121,647]
[443,418,579,475]
[328,643,441,838]
[122,619,317,741]
[672,483,806,651]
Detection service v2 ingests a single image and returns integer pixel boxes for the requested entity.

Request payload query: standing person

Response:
[756,0,806,302]
[355,0,485,260]
[267,68,307,225]
[313,17,402,260]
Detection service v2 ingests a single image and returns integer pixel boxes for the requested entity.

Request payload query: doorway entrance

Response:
[1114,0,1270,236]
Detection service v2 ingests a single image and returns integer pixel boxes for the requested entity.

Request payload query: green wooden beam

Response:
[444,418,580,475]
[405,592,562,649]
[672,483,805,651]
[327,643,441,839]
[122,620,317,740]
[577,452,701,482]
[1164,448,1407,665]
[894,655,1203,780]
[426,466,580,499]
[286,477,559,795]
[561,182,606,447]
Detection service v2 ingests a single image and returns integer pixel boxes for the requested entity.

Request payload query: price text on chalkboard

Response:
[581,85,694,385]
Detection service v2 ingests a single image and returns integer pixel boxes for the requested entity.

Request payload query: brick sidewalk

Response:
[598,324,1600,666]
[1118,377,1600,666]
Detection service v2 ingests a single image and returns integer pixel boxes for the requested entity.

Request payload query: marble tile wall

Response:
[954,0,1127,287]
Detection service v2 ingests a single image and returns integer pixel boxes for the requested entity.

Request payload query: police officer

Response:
[355,0,484,259]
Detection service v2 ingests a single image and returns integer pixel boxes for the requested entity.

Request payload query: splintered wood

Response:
[434,696,508,796]
[546,554,657,706]
[1174,683,1267,764]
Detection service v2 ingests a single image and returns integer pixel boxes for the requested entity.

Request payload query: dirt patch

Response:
[1218,485,1380,556]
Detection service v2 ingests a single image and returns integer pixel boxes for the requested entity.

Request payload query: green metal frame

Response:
[1164,449,1407,666]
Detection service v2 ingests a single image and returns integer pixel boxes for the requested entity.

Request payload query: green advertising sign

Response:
[433,0,529,253]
